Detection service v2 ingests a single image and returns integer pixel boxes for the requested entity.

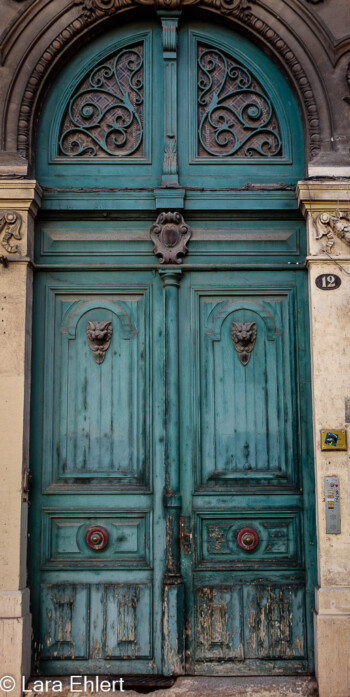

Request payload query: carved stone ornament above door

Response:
[315,211,350,252]
[75,0,252,13]
[150,212,192,264]
[0,211,23,255]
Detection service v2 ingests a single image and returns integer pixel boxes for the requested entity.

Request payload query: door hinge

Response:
[22,468,31,496]
[179,515,192,553]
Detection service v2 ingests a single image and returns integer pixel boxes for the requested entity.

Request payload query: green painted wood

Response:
[179,270,316,674]
[159,270,185,675]
[34,215,306,267]
[30,13,314,680]
[29,271,165,674]
[36,22,164,191]
[36,20,304,208]
[178,22,305,189]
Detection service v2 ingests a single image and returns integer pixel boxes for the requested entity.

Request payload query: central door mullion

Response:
[159,268,185,675]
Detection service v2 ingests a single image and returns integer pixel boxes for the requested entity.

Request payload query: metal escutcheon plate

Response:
[86,526,109,551]
[237,527,259,551]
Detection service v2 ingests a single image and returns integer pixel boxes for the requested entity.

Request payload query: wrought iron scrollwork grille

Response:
[197,43,282,158]
[59,43,144,157]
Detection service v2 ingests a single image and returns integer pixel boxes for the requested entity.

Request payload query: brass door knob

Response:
[86,526,109,551]
[237,527,259,551]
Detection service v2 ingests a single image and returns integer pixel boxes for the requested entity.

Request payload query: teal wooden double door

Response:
[30,12,315,677]
[30,266,316,676]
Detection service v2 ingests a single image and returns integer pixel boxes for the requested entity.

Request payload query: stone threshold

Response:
[25,676,318,697]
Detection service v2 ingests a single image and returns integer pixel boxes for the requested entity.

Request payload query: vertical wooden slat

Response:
[159,269,185,674]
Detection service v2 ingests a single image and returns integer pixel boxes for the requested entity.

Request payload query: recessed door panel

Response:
[195,289,298,488]
[194,582,306,663]
[42,287,152,490]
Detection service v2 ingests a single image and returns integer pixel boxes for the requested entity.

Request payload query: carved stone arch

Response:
[0,0,333,167]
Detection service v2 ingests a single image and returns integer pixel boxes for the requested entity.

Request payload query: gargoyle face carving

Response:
[86,321,113,364]
[231,321,257,366]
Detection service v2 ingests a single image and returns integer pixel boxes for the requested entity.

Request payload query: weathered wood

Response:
[29,14,315,679]
[159,269,185,674]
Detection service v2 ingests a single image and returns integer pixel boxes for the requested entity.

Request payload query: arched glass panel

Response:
[36,19,305,196]
[178,23,304,188]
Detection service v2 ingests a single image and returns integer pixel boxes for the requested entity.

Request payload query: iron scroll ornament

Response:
[59,45,144,157]
[197,45,282,158]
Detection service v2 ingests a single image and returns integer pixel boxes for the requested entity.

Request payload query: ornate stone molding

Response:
[76,0,252,12]
[150,211,192,263]
[0,211,23,254]
[242,14,320,158]
[315,211,350,251]
[16,0,320,160]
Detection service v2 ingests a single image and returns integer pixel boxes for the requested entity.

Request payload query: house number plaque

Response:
[315,274,341,290]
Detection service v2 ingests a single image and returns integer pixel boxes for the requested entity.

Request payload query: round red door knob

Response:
[86,526,109,551]
[237,528,259,551]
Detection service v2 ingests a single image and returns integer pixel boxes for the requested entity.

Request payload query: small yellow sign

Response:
[321,430,347,451]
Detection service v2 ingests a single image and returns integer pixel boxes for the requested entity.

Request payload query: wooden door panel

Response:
[90,584,153,660]
[42,287,151,490]
[40,582,152,661]
[40,509,151,568]
[196,289,298,488]
[195,511,303,569]
[194,582,306,663]
[40,583,90,659]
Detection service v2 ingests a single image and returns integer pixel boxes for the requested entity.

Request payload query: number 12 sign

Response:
[315,274,341,290]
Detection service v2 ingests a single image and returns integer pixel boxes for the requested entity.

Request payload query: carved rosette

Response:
[86,320,113,364]
[150,212,192,264]
[0,211,23,255]
[315,211,350,251]
[231,321,257,366]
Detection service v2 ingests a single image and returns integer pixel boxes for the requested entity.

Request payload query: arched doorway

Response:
[29,14,316,677]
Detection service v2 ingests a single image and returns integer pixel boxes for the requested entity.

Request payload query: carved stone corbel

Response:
[150,212,192,264]
[0,211,23,254]
[315,211,350,251]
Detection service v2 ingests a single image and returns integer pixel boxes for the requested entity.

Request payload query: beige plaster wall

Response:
[0,264,31,591]
[0,183,41,697]
[308,259,350,587]
[298,180,350,697]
